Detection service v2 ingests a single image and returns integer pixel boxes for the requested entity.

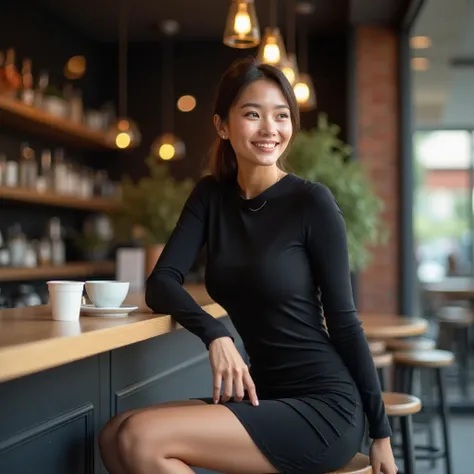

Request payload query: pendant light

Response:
[256,0,287,67]
[279,0,299,85]
[106,0,141,149]
[223,0,260,49]
[293,2,316,112]
[150,20,185,161]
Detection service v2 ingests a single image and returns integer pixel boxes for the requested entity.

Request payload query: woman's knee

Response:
[116,412,164,466]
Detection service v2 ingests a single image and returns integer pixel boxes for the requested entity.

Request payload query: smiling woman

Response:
[100,57,397,474]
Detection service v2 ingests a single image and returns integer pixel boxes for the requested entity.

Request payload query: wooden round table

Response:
[359,314,428,339]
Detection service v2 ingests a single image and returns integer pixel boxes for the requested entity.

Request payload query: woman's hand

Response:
[209,336,259,407]
[369,438,397,474]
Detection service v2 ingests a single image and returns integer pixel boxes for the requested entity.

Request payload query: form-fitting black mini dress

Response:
[146,174,392,474]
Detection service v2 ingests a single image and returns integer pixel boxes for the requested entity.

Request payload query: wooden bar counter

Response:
[0,284,241,474]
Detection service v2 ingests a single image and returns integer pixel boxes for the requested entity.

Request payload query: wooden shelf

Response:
[0,261,116,282]
[0,186,120,212]
[0,95,115,150]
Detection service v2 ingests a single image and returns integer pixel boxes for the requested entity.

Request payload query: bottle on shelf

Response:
[4,152,18,188]
[21,58,34,105]
[3,48,21,98]
[53,148,67,194]
[49,217,65,266]
[0,152,6,186]
[36,149,53,193]
[7,224,27,267]
[0,230,10,267]
[18,142,37,189]
[34,70,49,108]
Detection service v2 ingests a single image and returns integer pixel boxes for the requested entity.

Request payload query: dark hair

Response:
[209,57,300,182]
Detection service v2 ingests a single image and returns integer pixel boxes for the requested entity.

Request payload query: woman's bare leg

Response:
[116,403,279,474]
[99,400,206,474]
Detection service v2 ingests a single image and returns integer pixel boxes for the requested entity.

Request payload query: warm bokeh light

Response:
[116,132,131,149]
[234,3,252,35]
[294,82,310,102]
[107,118,141,149]
[159,144,176,160]
[64,55,86,80]
[151,133,186,161]
[177,95,196,112]
[410,36,432,49]
[411,57,430,71]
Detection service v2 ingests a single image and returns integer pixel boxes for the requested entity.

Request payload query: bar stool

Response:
[437,305,473,398]
[384,337,436,352]
[383,392,421,474]
[326,453,371,473]
[368,340,386,355]
[373,352,393,391]
[393,349,454,474]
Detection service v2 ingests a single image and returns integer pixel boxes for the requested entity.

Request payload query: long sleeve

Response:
[145,176,234,349]
[304,183,392,439]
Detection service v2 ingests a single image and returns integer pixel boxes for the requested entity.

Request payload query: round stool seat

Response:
[438,306,474,327]
[372,352,393,368]
[394,349,454,368]
[385,337,435,351]
[325,453,371,474]
[383,392,422,416]
[368,340,386,355]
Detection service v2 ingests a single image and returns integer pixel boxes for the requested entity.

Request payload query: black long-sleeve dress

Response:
[145,173,391,474]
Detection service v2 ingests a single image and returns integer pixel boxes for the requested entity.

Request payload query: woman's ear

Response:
[213,114,229,139]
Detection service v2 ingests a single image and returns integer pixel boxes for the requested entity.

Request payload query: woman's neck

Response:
[237,165,286,199]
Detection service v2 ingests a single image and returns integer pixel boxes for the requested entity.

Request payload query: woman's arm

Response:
[145,176,234,349]
[304,183,392,439]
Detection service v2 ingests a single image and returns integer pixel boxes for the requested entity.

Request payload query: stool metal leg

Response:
[436,367,453,474]
[400,415,416,474]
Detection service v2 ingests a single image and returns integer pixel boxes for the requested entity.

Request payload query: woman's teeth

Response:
[253,142,277,149]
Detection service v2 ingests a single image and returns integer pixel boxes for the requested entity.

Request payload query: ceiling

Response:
[412,0,474,127]
[39,0,409,42]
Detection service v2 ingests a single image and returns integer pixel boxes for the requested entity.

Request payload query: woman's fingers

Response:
[243,370,259,406]
[221,369,233,403]
[233,368,245,401]
[213,371,222,404]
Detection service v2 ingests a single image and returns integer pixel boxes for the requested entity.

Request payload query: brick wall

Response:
[355,26,400,314]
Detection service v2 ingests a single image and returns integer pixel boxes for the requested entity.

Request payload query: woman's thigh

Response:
[116,402,279,474]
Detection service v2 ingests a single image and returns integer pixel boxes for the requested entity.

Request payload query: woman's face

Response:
[216,79,293,169]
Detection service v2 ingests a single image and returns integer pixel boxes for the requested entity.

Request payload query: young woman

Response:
[99,57,397,474]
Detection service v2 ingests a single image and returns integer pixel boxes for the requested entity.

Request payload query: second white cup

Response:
[47,280,85,321]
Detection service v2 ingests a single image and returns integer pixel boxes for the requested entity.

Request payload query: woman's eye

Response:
[245,111,259,118]
[278,113,289,119]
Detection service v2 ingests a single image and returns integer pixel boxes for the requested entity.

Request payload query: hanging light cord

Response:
[119,0,128,118]
[286,0,296,54]
[270,0,277,28]
[161,34,174,133]
[298,14,308,73]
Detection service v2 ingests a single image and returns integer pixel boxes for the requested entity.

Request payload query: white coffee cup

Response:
[47,280,85,321]
[85,280,130,308]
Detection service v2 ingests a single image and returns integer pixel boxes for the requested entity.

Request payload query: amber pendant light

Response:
[150,20,185,161]
[256,0,287,67]
[223,0,260,49]
[293,2,316,111]
[106,0,141,149]
[279,0,299,85]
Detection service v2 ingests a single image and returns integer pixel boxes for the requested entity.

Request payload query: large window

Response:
[414,130,474,283]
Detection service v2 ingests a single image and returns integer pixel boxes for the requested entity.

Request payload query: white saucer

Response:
[80,304,138,318]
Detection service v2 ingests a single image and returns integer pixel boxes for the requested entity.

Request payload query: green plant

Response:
[111,156,195,245]
[286,113,387,271]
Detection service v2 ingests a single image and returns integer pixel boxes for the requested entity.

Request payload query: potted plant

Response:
[111,156,195,275]
[286,113,386,271]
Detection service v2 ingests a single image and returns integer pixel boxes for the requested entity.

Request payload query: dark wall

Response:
[123,34,348,182]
